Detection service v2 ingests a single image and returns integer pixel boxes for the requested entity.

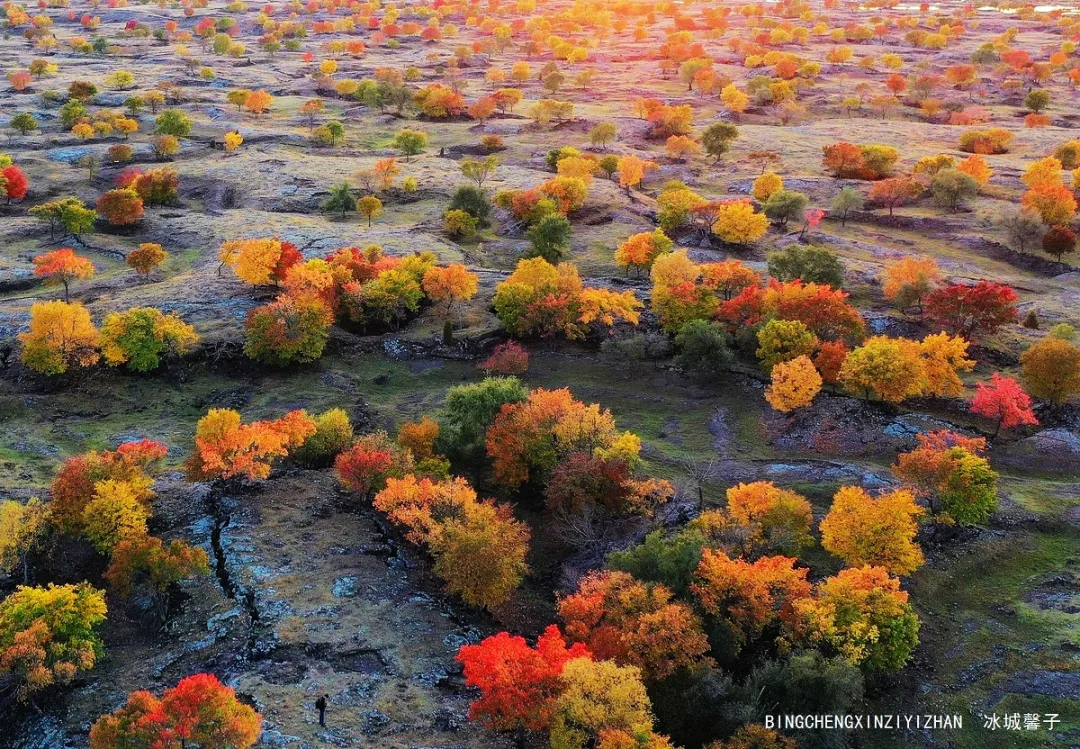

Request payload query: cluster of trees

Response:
[0,439,210,701]
[219,240,478,365]
[457,472,930,748]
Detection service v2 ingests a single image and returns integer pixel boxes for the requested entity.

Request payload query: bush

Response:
[243,296,334,366]
[479,341,529,375]
[294,409,354,467]
[767,245,843,287]
[600,332,673,365]
[675,320,734,380]
[443,208,477,237]
[437,376,528,462]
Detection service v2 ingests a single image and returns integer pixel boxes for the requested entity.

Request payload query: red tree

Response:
[456,624,591,732]
[1,165,29,203]
[924,281,1018,338]
[970,373,1038,437]
[89,673,262,749]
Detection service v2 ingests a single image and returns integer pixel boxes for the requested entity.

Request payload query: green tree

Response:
[767,244,844,287]
[830,187,864,226]
[929,168,978,212]
[10,112,38,136]
[525,214,572,263]
[322,182,355,216]
[701,122,739,161]
[448,185,492,226]
[393,128,428,161]
[437,376,527,462]
[154,109,193,137]
[675,320,734,381]
[762,189,809,228]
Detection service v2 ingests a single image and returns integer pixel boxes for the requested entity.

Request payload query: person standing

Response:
[315,694,328,726]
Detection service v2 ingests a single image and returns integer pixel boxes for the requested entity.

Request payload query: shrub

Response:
[294,409,354,467]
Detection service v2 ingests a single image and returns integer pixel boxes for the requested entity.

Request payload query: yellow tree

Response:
[223,238,284,285]
[820,486,924,575]
[18,301,100,375]
[712,200,768,245]
[765,355,822,413]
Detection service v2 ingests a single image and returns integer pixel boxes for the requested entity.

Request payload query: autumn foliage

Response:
[457,625,591,731]
[89,673,262,749]
[185,408,316,482]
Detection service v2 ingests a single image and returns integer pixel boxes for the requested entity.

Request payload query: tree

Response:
[32,248,94,302]
[549,658,660,749]
[720,84,749,117]
[540,176,589,215]
[838,336,925,403]
[1,165,29,204]
[244,89,273,114]
[711,725,797,749]
[323,182,355,216]
[456,625,591,732]
[589,122,618,150]
[820,486,924,575]
[393,128,428,161]
[822,142,864,178]
[154,109,192,137]
[129,168,180,206]
[80,479,151,553]
[100,307,198,372]
[1021,156,1063,190]
[222,237,285,286]
[723,481,814,557]
[438,376,528,462]
[765,355,822,413]
[0,582,107,700]
[1024,88,1051,113]
[493,258,639,341]
[924,281,1018,338]
[701,123,739,161]
[1022,183,1076,226]
[89,673,262,749]
[244,296,334,366]
[10,112,38,135]
[794,566,919,672]
[356,195,383,227]
[691,549,811,655]
[869,177,923,216]
[334,432,412,499]
[881,256,939,312]
[30,198,96,239]
[756,319,817,371]
[293,409,354,467]
[422,264,478,317]
[615,230,673,276]
[930,169,978,211]
[712,200,769,245]
[106,537,210,625]
[767,245,843,287]
[126,243,168,277]
[830,187,863,225]
[461,155,499,189]
[752,172,784,202]
[449,185,492,226]
[970,373,1038,437]
[558,571,710,681]
[429,499,530,609]
[526,214,572,263]
[673,320,733,381]
[762,190,808,228]
[185,408,316,482]
[18,300,100,375]
[1042,226,1076,260]
[0,499,48,583]
[96,188,144,226]
[893,432,998,525]
[1020,337,1080,404]
[485,387,638,488]
[1000,207,1044,253]
[617,154,655,195]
